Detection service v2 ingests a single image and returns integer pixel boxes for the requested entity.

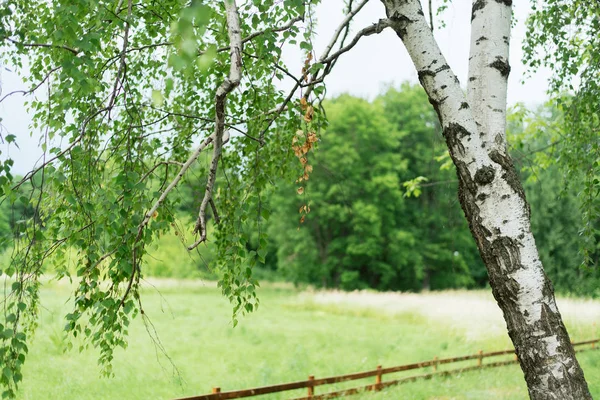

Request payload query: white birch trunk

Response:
[467,0,511,153]
[380,0,592,398]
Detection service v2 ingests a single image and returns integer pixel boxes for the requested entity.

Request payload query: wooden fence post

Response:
[212,387,221,394]
[433,356,438,372]
[477,350,483,367]
[308,375,314,397]
[375,365,382,390]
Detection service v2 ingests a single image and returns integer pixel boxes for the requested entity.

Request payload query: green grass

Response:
[13,282,600,400]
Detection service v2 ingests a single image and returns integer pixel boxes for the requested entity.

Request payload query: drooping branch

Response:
[136,134,221,238]
[12,106,110,190]
[120,130,223,308]
[189,0,243,250]
[107,0,133,112]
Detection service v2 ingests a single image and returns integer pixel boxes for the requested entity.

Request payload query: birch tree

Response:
[0,0,594,398]
[379,1,591,398]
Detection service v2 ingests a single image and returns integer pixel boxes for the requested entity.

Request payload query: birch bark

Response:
[380,0,591,398]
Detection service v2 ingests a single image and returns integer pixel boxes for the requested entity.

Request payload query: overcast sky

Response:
[0,1,551,176]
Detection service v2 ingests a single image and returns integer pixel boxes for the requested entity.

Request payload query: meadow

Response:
[13,280,600,400]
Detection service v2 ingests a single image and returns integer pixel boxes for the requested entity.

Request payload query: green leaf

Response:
[151,90,164,107]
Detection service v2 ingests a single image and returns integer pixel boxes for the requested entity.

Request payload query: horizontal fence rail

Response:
[175,338,598,400]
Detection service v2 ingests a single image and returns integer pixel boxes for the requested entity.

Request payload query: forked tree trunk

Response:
[379,0,592,398]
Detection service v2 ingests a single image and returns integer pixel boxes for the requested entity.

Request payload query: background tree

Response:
[269,85,479,291]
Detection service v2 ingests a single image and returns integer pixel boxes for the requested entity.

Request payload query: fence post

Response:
[308,375,314,398]
[212,387,221,394]
[477,350,483,367]
[433,356,438,372]
[375,365,382,390]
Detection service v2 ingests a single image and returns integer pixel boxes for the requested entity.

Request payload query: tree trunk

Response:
[380,0,592,398]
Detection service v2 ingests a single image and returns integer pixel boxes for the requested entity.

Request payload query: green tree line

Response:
[1,84,598,296]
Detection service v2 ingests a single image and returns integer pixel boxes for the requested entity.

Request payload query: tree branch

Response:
[0,66,61,104]
[5,38,79,55]
[198,16,303,57]
[320,0,370,61]
[108,0,133,112]
[189,0,243,250]
[12,107,110,190]
[321,19,392,65]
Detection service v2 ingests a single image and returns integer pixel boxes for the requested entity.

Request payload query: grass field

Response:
[13,279,600,400]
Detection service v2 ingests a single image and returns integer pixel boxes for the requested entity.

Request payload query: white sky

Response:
[0,0,551,176]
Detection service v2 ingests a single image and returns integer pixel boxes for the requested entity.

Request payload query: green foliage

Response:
[268,85,481,291]
[0,0,316,395]
[524,1,600,266]
[143,219,217,280]
[508,103,600,296]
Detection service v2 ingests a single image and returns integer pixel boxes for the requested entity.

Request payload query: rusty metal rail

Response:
[175,338,598,400]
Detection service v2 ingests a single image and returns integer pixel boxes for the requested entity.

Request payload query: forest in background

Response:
[1,83,598,296]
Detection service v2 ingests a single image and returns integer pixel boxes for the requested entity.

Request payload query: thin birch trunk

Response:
[380,0,592,398]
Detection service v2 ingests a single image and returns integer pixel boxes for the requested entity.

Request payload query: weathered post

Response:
[307,375,315,397]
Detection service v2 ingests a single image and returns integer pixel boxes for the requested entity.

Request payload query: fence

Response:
[174,339,598,400]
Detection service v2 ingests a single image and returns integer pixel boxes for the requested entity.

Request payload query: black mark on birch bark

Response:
[427,96,448,122]
[389,14,414,38]
[476,36,488,45]
[494,0,513,6]
[474,166,495,185]
[488,150,529,213]
[417,64,450,85]
[489,56,511,77]
[472,0,487,21]
[491,236,521,273]
[460,102,469,110]
[443,123,471,158]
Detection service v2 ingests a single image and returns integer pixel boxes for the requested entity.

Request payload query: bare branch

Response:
[244,51,302,86]
[6,38,79,55]
[209,198,220,225]
[321,19,392,65]
[0,66,61,104]
[189,0,243,250]
[319,0,370,62]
